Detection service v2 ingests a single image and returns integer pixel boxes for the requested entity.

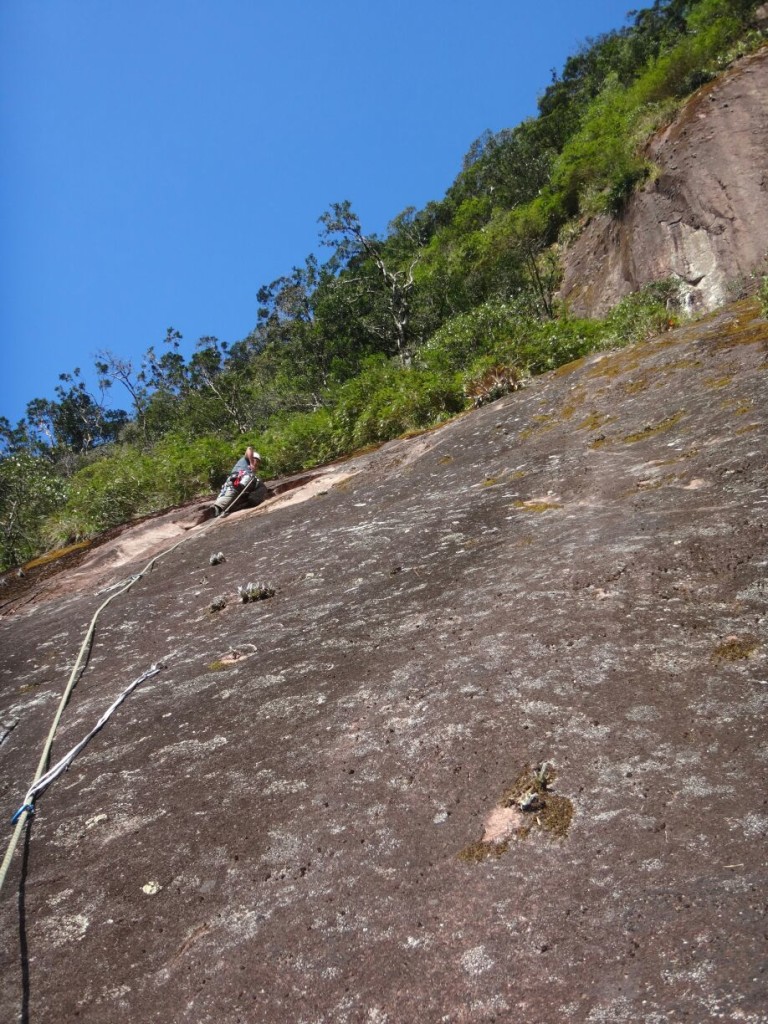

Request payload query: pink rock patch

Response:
[481,805,525,844]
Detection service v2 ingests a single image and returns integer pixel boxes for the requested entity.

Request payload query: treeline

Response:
[1,0,764,570]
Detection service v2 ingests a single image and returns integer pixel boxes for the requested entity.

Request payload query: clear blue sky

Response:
[1,0,635,425]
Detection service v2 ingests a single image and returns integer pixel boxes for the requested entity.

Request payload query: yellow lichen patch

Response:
[558,386,588,419]
[585,349,644,380]
[23,540,92,570]
[622,410,685,444]
[649,336,680,351]
[481,469,526,488]
[651,447,699,465]
[519,420,557,441]
[458,840,509,863]
[710,307,768,351]
[539,795,575,839]
[208,649,252,670]
[734,423,761,436]
[552,356,588,378]
[513,500,563,513]
[621,377,651,395]
[719,396,753,415]
[658,357,702,373]
[713,635,760,661]
[439,455,454,465]
[704,375,734,390]
[577,411,614,431]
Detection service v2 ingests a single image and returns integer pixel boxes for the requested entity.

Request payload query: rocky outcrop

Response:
[1,300,766,1022]
[560,47,768,315]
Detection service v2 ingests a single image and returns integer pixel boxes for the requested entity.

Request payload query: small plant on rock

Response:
[464,363,526,408]
[238,582,275,603]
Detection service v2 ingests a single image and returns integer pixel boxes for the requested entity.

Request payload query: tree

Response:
[24,368,127,460]
[255,255,361,407]
[319,201,424,363]
[95,352,152,441]
[0,451,64,569]
[187,336,252,432]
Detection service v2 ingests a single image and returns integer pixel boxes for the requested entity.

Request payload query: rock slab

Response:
[1,301,767,1023]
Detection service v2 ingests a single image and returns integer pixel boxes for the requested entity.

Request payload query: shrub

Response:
[0,453,66,569]
[758,277,768,319]
[257,408,340,477]
[463,360,526,408]
[418,300,531,375]
[43,447,155,541]
[601,278,682,345]
[150,433,239,505]
[331,360,464,450]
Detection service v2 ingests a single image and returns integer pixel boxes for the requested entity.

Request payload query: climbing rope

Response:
[0,514,221,896]
[11,663,163,822]
[220,474,265,518]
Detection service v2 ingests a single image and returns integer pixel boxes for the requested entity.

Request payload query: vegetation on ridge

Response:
[1,0,766,571]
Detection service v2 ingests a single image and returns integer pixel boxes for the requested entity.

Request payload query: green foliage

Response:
[43,447,155,543]
[329,357,464,450]
[418,299,603,377]
[257,408,340,477]
[549,75,652,217]
[41,434,238,546]
[418,300,527,375]
[543,0,763,220]
[600,279,682,345]
[149,434,241,505]
[0,453,66,570]
[758,277,768,319]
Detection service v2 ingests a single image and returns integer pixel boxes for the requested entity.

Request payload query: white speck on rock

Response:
[460,945,494,975]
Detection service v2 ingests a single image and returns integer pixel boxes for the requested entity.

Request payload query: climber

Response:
[212,447,268,517]
[230,445,262,476]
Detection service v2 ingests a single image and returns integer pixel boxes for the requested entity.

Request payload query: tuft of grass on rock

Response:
[713,635,759,661]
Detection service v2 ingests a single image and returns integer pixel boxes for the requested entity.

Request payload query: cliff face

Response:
[559,47,768,315]
[1,300,766,1023]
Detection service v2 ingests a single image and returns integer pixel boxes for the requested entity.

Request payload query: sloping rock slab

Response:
[1,301,767,1023]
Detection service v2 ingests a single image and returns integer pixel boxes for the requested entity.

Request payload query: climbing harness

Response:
[214,471,269,517]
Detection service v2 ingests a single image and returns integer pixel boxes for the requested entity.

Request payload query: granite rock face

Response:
[560,48,768,316]
[0,301,767,1023]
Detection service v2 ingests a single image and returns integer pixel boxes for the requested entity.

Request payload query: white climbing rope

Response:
[13,663,163,817]
[15,663,162,815]
[0,513,221,896]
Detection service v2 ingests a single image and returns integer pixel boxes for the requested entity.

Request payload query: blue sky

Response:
[1,0,635,425]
